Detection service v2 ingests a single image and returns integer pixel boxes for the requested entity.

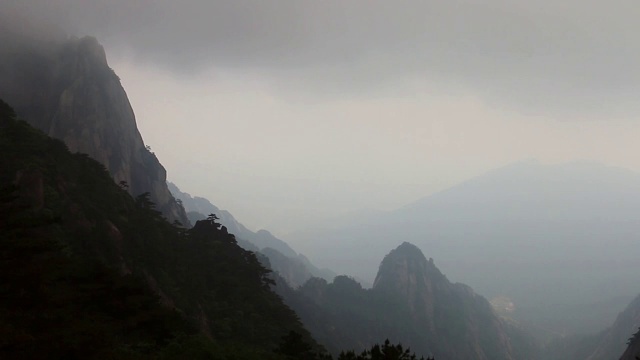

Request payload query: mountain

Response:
[261,247,315,286]
[540,293,640,360]
[0,35,188,226]
[1,36,539,359]
[167,181,336,286]
[0,99,325,359]
[620,328,640,360]
[285,242,538,359]
[586,294,640,360]
[289,160,640,330]
[167,181,297,256]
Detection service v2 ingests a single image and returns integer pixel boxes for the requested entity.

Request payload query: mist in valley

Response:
[1,1,640,359]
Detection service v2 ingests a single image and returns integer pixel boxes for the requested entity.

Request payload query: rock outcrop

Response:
[288,242,536,359]
[0,36,188,225]
[373,242,517,360]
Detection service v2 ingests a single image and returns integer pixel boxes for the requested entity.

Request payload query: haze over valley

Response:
[1,1,640,359]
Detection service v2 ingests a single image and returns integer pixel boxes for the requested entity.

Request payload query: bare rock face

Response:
[373,242,440,327]
[373,242,517,360]
[0,36,189,226]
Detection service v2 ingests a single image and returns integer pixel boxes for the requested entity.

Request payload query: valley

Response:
[1,3,639,359]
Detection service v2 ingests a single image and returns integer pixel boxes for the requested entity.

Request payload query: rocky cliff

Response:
[587,294,640,360]
[620,328,640,360]
[0,103,321,358]
[288,242,536,359]
[373,242,518,359]
[0,36,188,225]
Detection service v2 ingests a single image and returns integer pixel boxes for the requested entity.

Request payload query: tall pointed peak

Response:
[377,242,436,269]
[392,241,426,258]
[372,242,444,293]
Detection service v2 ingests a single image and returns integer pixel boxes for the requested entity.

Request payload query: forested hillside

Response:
[167,181,336,287]
[0,99,322,359]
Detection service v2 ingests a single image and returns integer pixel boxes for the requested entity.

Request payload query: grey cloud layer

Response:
[2,1,640,114]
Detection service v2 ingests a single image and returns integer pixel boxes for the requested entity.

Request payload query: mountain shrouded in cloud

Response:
[3,3,640,359]
[290,160,640,312]
[2,0,640,114]
[3,1,640,235]
[0,34,190,226]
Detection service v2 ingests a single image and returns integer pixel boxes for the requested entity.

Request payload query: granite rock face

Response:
[373,242,517,360]
[0,36,189,226]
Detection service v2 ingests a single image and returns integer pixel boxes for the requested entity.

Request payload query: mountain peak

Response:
[374,242,437,277]
[366,242,517,359]
[373,243,445,321]
[75,36,108,67]
[393,241,426,258]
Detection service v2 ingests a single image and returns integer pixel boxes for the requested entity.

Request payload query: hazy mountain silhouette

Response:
[0,99,324,358]
[586,294,640,360]
[541,293,640,360]
[167,181,336,286]
[283,242,538,359]
[290,160,640,324]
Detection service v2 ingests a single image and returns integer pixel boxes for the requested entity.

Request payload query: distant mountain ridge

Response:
[167,181,335,286]
[167,181,297,256]
[586,294,640,360]
[291,160,640,308]
[284,242,538,359]
[541,293,640,360]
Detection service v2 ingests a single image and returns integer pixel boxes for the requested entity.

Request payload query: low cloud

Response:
[2,0,640,115]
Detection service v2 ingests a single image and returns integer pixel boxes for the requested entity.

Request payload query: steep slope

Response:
[585,294,640,360]
[261,247,315,287]
[0,100,322,359]
[620,328,640,360]
[167,181,296,255]
[167,181,336,286]
[0,36,188,226]
[288,242,537,359]
[373,242,519,359]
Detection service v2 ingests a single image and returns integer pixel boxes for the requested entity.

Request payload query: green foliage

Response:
[0,98,439,360]
[0,100,317,359]
[292,276,421,356]
[275,331,321,359]
[337,340,432,360]
[289,265,522,359]
[0,99,16,119]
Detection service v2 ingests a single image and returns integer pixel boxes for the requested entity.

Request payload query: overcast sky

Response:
[2,1,640,236]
